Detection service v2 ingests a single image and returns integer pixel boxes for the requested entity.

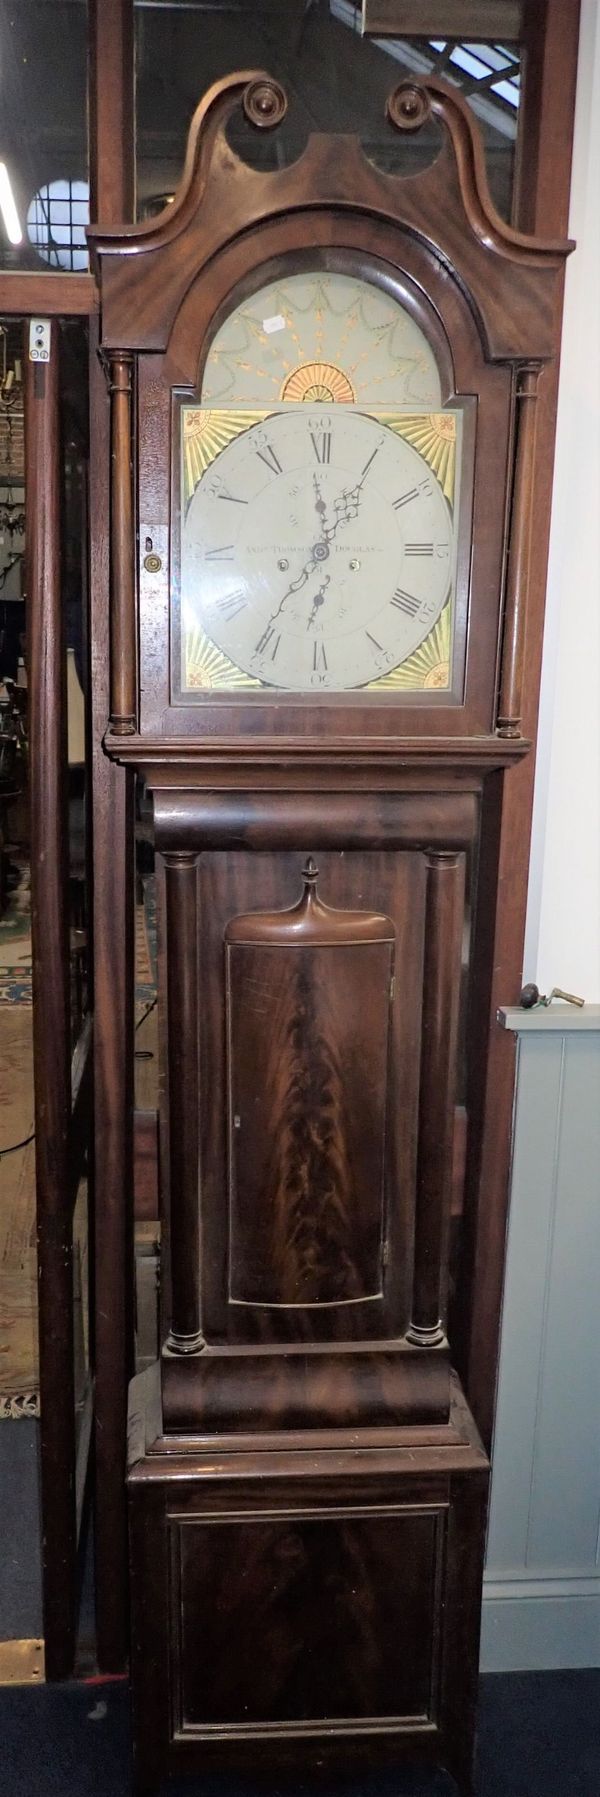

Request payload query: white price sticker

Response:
[263,314,286,335]
[29,320,51,363]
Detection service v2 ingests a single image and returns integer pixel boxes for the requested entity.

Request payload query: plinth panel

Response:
[127,1369,489,1793]
[170,1505,444,1733]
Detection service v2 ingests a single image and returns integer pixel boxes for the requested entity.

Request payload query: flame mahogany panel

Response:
[195,848,426,1348]
[225,868,394,1311]
[171,1505,444,1732]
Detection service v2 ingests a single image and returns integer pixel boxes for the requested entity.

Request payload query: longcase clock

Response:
[89,70,571,1795]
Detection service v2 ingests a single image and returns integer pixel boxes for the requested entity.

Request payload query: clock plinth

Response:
[128,1363,488,1797]
[88,66,571,1795]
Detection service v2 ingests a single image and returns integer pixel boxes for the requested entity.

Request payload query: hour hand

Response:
[264,549,322,631]
[307,575,331,628]
[313,472,328,530]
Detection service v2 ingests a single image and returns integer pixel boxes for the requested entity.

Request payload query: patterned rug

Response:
[0,859,32,1006]
[0,1392,39,1420]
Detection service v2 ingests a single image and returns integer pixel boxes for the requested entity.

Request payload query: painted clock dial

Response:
[181,407,452,693]
[174,271,461,697]
[200,271,442,410]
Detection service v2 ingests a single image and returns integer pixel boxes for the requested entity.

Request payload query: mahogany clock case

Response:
[88,69,571,1796]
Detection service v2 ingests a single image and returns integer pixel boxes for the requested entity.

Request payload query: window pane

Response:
[135,0,520,221]
[0,3,88,273]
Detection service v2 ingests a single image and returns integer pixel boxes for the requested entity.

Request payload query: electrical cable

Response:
[0,1127,35,1159]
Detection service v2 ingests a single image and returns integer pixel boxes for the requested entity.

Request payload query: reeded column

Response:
[108,351,136,734]
[497,362,540,738]
[409,850,465,1344]
[164,852,203,1352]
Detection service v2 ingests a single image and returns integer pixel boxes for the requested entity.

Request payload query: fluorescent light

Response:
[0,164,22,246]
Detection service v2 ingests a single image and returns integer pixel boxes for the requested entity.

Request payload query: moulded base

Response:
[128,1363,488,1796]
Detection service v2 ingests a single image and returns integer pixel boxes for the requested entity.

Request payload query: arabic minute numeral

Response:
[391,588,420,617]
[393,479,432,510]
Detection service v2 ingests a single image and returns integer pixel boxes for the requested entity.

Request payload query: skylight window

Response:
[27,180,90,272]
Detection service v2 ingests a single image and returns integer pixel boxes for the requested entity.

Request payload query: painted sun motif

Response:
[182,407,263,507]
[367,604,451,692]
[424,661,451,689]
[386,412,457,502]
[279,361,356,404]
[184,626,260,692]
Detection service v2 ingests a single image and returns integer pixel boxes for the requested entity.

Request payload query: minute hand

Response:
[260,546,328,637]
[270,552,323,618]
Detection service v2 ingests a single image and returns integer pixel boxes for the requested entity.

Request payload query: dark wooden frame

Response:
[362,2,522,31]
[4,0,581,1682]
[25,327,75,1678]
[356,0,583,1451]
[25,324,95,1678]
[455,0,581,1439]
[3,0,136,1680]
[86,23,582,1756]
[88,0,136,1669]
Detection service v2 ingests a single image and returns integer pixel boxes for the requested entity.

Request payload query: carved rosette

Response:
[243,77,288,130]
[387,83,432,133]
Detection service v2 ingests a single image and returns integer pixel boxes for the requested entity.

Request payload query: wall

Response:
[481,1009,600,1671]
[482,11,600,1671]
[524,0,600,1002]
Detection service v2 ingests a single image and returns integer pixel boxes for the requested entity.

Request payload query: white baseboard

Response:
[481,1575,600,1671]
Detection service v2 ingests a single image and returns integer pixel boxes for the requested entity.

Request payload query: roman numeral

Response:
[405,542,433,556]
[393,487,419,510]
[255,625,281,659]
[256,443,282,475]
[361,447,380,479]
[365,630,383,651]
[217,488,248,504]
[216,589,247,619]
[313,641,328,672]
[391,589,420,617]
[205,545,234,562]
[310,431,331,464]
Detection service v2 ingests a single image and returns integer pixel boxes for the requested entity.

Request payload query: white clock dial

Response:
[181,407,453,694]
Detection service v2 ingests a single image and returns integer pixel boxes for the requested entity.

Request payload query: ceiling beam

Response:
[362,1,523,38]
